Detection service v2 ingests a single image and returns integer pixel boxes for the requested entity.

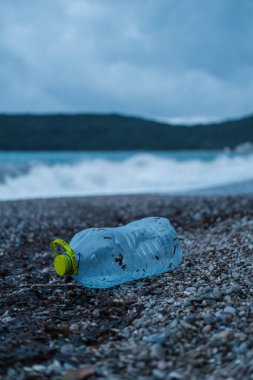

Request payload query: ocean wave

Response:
[0,153,253,200]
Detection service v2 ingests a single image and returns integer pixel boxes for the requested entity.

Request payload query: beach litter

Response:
[50,216,183,288]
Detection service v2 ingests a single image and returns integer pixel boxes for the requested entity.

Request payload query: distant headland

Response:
[0,113,252,150]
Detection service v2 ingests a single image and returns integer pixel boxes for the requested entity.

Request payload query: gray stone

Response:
[210,331,233,346]
[168,371,183,379]
[223,306,236,314]
[152,369,166,379]
[32,364,46,372]
[150,343,164,359]
[143,334,166,343]
[46,360,62,375]
[60,343,74,355]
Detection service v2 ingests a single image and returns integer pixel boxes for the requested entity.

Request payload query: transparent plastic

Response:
[70,217,183,288]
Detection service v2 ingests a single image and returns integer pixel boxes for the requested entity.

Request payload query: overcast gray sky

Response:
[0,0,253,122]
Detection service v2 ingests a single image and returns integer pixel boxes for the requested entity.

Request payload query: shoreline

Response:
[1,194,253,379]
[1,186,253,203]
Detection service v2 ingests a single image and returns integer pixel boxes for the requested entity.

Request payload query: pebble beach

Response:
[1,194,253,380]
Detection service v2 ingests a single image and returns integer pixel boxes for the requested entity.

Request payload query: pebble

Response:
[183,287,196,296]
[7,368,16,378]
[46,360,62,374]
[143,334,166,343]
[60,343,74,355]
[210,331,233,346]
[223,306,236,314]
[202,325,211,333]
[157,360,167,370]
[32,364,46,372]
[152,369,166,379]
[1,195,253,380]
[69,323,79,332]
[150,343,164,359]
[168,371,183,379]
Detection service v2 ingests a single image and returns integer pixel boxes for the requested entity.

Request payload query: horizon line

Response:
[0,111,252,127]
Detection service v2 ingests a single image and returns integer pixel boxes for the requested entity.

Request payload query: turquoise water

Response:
[0,150,245,164]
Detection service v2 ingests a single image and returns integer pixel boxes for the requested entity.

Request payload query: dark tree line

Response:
[0,113,252,150]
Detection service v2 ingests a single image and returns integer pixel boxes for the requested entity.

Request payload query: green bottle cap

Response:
[50,239,78,276]
[54,254,72,276]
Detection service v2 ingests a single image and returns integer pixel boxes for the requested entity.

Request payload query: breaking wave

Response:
[0,153,253,200]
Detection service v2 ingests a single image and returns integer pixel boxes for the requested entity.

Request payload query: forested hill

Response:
[0,113,252,150]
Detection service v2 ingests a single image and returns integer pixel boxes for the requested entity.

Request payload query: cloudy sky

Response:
[0,0,253,123]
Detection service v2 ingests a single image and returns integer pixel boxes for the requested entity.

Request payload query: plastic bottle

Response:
[50,217,183,289]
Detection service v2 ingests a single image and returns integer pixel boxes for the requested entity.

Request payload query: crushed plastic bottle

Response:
[50,217,183,289]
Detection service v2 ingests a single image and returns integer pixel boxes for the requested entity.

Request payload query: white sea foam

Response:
[0,153,253,200]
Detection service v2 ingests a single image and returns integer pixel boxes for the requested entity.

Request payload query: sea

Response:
[0,150,253,200]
